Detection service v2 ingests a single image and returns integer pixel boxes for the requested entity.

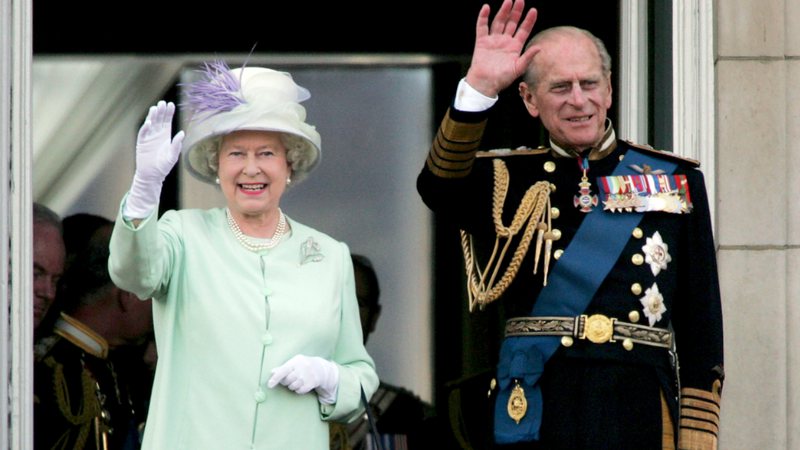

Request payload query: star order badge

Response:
[640,283,667,326]
[642,231,671,276]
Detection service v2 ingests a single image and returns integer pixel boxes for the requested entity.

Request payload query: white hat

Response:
[181,61,321,184]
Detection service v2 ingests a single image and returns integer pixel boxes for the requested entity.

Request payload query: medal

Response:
[598,174,693,214]
[507,380,528,424]
[573,157,598,213]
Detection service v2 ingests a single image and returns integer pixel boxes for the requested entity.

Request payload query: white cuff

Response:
[454,78,499,112]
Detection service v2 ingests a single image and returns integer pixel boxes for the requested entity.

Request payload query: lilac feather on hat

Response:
[181,60,245,121]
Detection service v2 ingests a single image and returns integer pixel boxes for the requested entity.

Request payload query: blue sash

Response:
[494,148,678,443]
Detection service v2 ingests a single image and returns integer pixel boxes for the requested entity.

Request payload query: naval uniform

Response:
[34,313,146,450]
[416,105,724,450]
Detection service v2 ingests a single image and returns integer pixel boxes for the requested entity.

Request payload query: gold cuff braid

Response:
[425,109,486,178]
[678,380,722,450]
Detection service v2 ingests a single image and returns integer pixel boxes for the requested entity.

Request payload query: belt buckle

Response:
[580,314,616,344]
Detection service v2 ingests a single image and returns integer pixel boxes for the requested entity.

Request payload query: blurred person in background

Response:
[33,202,66,340]
[330,254,454,450]
[34,218,153,449]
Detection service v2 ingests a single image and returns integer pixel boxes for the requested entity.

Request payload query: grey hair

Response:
[33,202,63,234]
[522,26,612,88]
[199,132,316,185]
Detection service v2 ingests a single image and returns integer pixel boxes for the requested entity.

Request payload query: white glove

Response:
[123,101,185,219]
[267,355,340,404]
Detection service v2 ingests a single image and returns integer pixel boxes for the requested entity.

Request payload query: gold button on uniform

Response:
[551,207,560,219]
[561,336,574,347]
[632,254,644,265]
[544,161,556,172]
[622,339,634,351]
[631,283,642,295]
[551,229,562,240]
[554,249,564,260]
[628,310,640,322]
[550,183,557,192]
[632,227,643,239]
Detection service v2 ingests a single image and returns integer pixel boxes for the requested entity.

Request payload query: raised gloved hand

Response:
[267,355,340,404]
[123,101,185,219]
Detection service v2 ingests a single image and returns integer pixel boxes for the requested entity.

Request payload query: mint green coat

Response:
[109,206,378,449]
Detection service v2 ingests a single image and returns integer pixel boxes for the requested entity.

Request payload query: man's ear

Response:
[519,82,540,117]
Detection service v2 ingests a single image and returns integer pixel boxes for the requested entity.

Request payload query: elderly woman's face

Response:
[217,130,291,217]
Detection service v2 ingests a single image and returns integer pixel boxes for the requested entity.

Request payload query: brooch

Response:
[300,237,324,265]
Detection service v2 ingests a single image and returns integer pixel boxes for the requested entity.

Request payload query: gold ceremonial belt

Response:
[504,314,673,351]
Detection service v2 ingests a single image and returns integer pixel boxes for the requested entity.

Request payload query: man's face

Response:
[33,222,65,330]
[519,33,612,151]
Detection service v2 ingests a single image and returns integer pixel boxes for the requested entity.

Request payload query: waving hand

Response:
[465,0,539,98]
[124,101,185,219]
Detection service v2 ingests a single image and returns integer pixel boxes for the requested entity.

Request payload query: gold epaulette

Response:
[625,140,700,167]
[476,146,550,158]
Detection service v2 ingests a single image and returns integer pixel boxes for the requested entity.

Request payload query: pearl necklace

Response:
[226,208,287,252]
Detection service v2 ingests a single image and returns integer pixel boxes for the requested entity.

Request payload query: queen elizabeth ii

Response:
[108,61,379,449]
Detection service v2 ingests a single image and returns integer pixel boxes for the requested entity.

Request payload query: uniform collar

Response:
[549,119,617,161]
[54,312,109,359]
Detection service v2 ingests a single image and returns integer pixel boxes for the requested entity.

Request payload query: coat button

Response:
[254,389,266,403]
[631,283,642,295]
[554,249,564,260]
[631,254,644,265]
[550,207,560,219]
[628,310,641,323]
[544,161,556,173]
[632,227,643,239]
[561,336,574,347]
[622,339,634,351]
[261,332,273,345]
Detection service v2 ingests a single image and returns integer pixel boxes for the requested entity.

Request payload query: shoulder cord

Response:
[45,355,99,449]
[461,159,552,312]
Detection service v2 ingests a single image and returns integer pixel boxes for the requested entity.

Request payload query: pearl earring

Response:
[286,177,292,185]
[215,177,220,185]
